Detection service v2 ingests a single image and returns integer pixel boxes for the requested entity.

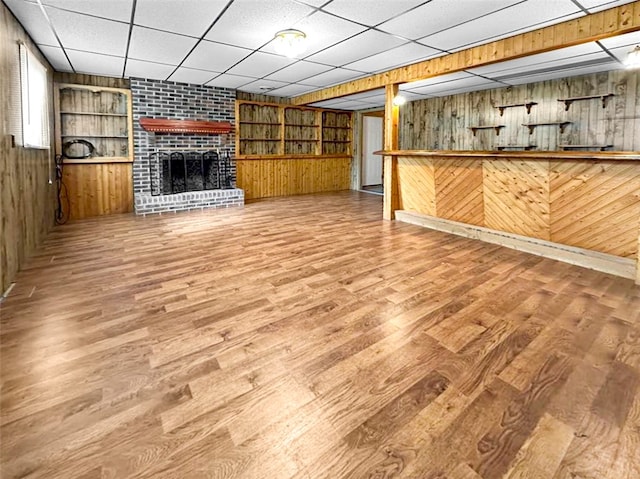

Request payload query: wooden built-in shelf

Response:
[496,145,537,151]
[140,118,233,134]
[495,102,537,116]
[60,111,128,117]
[522,121,571,134]
[469,125,506,136]
[61,134,129,138]
[559,144,614,151]
[237,100,351,158]
[558,93,614,111]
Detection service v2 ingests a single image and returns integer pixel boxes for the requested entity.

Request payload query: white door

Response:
[362,116,383,187]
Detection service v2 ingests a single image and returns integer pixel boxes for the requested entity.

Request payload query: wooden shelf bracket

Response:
[523,122,571,135]
[469,125,506,136]
[558,93,614,111]
[496,102,537,116]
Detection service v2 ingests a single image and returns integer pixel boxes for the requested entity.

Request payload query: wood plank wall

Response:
[400,70,640,151]
[53,73,130,89]
[237,157,352,200]
[0,3,56,294]
[396,155,640,259]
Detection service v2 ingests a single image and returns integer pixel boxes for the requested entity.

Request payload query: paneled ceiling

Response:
[5,0,640,109]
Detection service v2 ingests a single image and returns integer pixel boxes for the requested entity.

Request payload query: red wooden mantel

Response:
[139,118,233,134]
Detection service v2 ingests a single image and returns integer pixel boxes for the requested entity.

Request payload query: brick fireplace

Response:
[130,78,244,215]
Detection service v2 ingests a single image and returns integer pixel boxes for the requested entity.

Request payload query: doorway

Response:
[361,112,384,194]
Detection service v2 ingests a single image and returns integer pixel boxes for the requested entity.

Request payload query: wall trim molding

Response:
[395,210,637,281]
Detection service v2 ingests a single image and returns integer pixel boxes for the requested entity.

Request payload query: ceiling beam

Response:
[291,1,640,106]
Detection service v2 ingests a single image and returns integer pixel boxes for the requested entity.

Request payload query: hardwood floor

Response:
[1,191,639,479]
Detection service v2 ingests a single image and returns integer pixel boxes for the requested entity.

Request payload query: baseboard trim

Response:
[395,210,636,281]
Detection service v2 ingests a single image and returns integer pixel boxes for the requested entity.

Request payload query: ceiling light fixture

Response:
[273,29,307,58]
[392,94,407,106]
[624,45,640,69]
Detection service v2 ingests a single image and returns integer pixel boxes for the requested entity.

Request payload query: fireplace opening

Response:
[149,150,234,196]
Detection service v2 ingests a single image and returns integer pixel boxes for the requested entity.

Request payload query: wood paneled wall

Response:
[400,70,640,152]
[0,3,56,294]
[61,163,133,219]
[236,157,352,200]
[396,155,640,259]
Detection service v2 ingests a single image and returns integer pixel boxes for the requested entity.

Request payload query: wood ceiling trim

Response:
[291,1,640,105]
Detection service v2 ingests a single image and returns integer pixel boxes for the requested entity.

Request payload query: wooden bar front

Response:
[376,149,640,282]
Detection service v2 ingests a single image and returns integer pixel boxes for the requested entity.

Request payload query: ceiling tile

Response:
[484,52,613,82]
[182,40,251,72]
[419,1,583,51]
[206,73,257,89]
[205,0,314,50]
[344,42,443,73]
[38,44,73,71]
[237,79,290,94]
[125,58,176,80]
[337,89,385,101]
[4,0,58,45]
[291,11,368,57]
[575,0,637,12]
[128,27,198,65]
[309,98,369,110]
[66,50,125,77]
[266,83,319,97]
[321,0,427,27]
[599,31,640,49]
[263,60,333,82]
[42,0,133,23]
[401,71,472,91]
[468,43,605,76]
[405,74,503,95]
[294,0,329,6]
[426,81,503,97]
[134,0,229,37]
[227,52,296,78]
[45,8,129,56]
[296,67,366,87]
[504,60,621,85]
[377,0,521,40]
[305,30,406,67]
[604,45,637,65]
[167,67,220,85]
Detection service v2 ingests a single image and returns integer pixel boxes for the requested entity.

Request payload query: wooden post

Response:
[636,220,640,285]
[383,84,399,220]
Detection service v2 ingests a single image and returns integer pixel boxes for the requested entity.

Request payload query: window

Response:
[19,43,50,149]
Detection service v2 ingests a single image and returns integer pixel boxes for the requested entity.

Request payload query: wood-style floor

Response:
[1,191,639,479]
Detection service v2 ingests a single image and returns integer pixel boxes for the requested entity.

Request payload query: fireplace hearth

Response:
[149,150,234,196]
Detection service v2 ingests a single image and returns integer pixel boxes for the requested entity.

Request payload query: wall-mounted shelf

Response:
[469,125,505,136]
[559,144,614,151]
[495,102,537,116]
[496,145,537,151]
[558,93,614,111]
[523,121,571,135]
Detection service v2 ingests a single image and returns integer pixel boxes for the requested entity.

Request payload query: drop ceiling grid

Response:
[2,0,637,105]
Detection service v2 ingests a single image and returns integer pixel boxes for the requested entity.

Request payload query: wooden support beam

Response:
[291,1,640,105]
[383,85,399,221]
